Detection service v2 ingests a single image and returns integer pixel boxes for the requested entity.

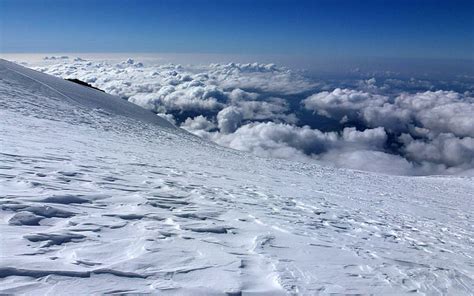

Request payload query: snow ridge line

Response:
[4,63,82,106]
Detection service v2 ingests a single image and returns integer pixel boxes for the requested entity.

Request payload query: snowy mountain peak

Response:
[0,59,473,295]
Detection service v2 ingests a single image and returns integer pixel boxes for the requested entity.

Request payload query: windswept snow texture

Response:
[34,58,474,175]
[1,59,474,295]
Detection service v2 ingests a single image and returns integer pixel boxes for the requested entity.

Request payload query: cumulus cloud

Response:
[341,127,387,149]
[181,115,216,132]
[302,88,405,130]
[302,87,474,174]
[200,122,413,174]
[35,58,474,176]
[217,107,243,134]
[396,91,474,137]
[303,88,386,120]
[303,89,474,137]
[400,133,474,171]
[207,63,317,94]
[213,122,337,157]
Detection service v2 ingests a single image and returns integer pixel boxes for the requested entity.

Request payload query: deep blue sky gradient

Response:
[1,0,473,59]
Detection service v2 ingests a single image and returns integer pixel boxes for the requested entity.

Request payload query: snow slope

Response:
[0,59,175,129]
[0,59,473,295]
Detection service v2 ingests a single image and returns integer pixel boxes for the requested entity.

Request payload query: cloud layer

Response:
[35,58,474,175]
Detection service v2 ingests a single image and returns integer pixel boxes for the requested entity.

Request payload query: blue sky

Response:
[1,0,473,60]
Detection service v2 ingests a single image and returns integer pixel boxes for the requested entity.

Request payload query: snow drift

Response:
[1,59,473,295]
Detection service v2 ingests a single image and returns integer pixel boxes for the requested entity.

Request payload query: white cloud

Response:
[208,63,316,94]
[217,107,243,134]
[303,88,388,120]
[181,115,216,132]
[395,91,474,137]
[34,59,474,175]
[401,133,474,170]
[341,127,387,149]
[304,89,474,137]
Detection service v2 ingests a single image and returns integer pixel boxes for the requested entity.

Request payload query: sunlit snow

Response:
[1,59,473,294]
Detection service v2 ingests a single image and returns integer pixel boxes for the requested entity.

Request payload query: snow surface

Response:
[0,59,473,295]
